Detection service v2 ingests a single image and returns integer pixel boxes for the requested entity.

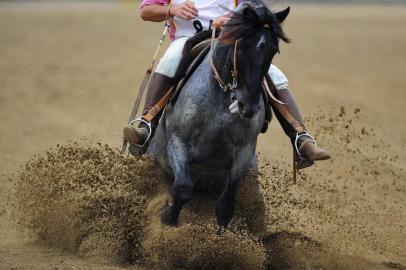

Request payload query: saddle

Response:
[143,30,272,131]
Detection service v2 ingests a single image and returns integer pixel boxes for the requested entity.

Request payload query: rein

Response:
[209,27,238,92]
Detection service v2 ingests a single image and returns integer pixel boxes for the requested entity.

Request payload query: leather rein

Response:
[209,27,238,92]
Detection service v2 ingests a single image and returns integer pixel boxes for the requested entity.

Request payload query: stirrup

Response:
[128,117,153,148]
[292,131,316,184]
[294,131,317,160]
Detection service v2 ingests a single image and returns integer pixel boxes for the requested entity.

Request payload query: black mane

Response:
[219,0,290,45]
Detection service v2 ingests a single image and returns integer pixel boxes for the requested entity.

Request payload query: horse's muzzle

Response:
[229,100,240,114]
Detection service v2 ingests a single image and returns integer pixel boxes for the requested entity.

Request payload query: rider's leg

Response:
[123,73,173,146]
[268,65,330,165]
[123,37,189,146]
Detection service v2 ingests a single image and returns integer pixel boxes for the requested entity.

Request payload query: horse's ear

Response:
[275,7,290,23]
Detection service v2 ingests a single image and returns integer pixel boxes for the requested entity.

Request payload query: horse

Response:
[146,0,290,228]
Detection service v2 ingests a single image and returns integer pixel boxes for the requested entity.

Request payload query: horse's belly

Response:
[191,156,231,173]
[189,163,229,191]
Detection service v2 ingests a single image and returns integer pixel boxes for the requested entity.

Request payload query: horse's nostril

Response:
[238,102,245,113]
[238,102,258,119]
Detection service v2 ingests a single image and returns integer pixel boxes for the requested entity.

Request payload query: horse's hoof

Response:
[215,206,233,228]
[160,204,178,226]
[128,144,145,158]
[216,217,231,229]
[217,226,227,236]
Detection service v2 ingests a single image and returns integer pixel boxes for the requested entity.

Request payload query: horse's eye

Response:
[258,42,266,50]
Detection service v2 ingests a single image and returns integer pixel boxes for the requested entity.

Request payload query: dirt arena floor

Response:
[0,2,405,270]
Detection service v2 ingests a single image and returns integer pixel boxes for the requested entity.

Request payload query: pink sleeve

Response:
[140,0,169,9]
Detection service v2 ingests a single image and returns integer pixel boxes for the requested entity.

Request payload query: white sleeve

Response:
[268,64,289,90]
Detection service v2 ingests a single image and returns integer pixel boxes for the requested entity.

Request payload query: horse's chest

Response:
[176,99,257,143]
[186,116,254,161]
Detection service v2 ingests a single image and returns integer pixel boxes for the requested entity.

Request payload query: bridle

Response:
[208,23,273,93]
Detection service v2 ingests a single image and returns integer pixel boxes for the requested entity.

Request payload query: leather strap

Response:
[143,43,212,123]
[263,75,305,134]
[209,27,238,92]
[143,87,174,122]
[264,75,305,183]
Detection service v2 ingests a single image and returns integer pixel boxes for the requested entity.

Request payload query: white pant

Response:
[155,37,289,91]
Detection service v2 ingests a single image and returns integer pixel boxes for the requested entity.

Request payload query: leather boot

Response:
[123,73,174,146]
[273,89,331,168]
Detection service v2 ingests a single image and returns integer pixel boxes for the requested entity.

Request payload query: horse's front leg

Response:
[161,137,193,226]
[215,172,240,228]
[215,148,256,228]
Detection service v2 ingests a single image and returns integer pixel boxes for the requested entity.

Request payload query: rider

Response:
[123,0,330,168]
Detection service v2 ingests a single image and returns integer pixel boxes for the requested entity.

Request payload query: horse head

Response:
[218,1,290,118]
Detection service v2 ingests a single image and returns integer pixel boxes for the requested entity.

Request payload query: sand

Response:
[0,2,405,270]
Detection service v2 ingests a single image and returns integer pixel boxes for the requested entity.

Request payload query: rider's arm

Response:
[213,0,243,27]
[140,1,198,22]
[140,4,170,22]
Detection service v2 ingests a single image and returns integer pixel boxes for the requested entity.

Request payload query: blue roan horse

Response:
[147,1,290,227]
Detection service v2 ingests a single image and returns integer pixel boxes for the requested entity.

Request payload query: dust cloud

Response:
[14,143,267,269]
[12,108,406,270]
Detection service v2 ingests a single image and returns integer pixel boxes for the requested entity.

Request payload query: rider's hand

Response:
[170,0,198,21]
[212,15,231,28]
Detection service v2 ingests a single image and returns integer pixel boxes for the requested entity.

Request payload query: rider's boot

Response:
[274,89,331,169]
[123,72,174,146]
